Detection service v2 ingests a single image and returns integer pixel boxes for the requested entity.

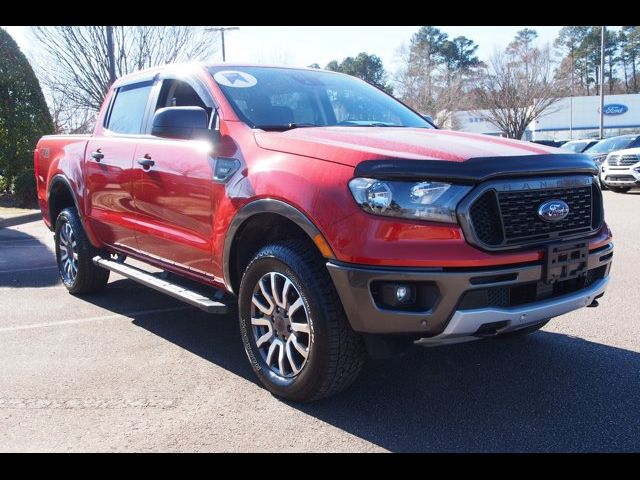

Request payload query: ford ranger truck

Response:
[34,64,613,402]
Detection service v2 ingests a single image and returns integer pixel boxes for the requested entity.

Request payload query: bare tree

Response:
[473,44,565,139]
[31,26,219,132]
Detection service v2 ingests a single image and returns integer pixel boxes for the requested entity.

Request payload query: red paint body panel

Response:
[35,63,613,293]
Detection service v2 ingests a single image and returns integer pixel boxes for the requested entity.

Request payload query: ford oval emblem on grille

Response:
[537,200,570,223]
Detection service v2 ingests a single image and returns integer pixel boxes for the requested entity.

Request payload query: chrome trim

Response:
[457,175,602,251]
[416,276,609,346]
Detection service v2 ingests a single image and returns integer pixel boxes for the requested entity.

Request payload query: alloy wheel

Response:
[58,220,79,284]
[250,272,311,377]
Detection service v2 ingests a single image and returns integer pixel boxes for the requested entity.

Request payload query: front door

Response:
[132,77,219,276]
[132,138,216,275]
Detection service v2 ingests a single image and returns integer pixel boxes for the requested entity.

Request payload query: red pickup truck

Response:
[35,63,613,402]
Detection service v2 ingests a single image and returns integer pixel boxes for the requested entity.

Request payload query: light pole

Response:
[206,26,240,62]
[106,26,116,85]
[599,26,606,140]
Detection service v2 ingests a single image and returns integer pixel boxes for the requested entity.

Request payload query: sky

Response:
[1,26,619,76]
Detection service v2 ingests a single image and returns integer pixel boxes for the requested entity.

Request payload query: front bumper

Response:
[602,167,640,187]
[326,243,613,337]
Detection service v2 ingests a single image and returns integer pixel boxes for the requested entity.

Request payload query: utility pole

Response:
[106,26,116,85]
[206,27,240,62]
[569,47,574,140]
[599,26,606,140]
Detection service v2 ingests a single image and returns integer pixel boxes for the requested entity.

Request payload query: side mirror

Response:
[422,114,434,124]
[151,106,210,140]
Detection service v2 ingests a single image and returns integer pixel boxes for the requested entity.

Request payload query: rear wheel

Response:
[609,186,631,193]
[54,207,110,294]
[238,240,365,402]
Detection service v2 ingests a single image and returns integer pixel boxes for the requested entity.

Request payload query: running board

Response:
[92,256,229,314]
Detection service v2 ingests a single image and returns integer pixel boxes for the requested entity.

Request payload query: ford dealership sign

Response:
[602,104,629,115]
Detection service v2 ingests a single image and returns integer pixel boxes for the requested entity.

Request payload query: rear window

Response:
[106,82,153,134]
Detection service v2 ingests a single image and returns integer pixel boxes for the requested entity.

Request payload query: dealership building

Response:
[448,93,640,141]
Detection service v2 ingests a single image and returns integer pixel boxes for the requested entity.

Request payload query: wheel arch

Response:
[223,199,335,294]
[47,175,81,227]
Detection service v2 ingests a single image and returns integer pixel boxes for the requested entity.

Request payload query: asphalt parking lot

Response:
[1,190,639,452]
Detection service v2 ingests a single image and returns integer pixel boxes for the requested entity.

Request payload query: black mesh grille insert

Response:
[466,180,600,249]
[468,190,503,245]
[498,186,592,242]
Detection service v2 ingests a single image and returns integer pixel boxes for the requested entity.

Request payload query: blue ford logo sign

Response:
[602,104,628,116]
[538,200,570,223]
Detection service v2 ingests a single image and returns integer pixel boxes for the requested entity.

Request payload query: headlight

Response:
[348,177,471,223]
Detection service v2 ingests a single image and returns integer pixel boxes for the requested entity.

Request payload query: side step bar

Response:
[93,256,229,314]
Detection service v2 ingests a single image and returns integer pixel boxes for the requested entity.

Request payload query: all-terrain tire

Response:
[54,207,110,294]
[238,239,365,402]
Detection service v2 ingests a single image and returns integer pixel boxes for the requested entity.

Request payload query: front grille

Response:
[464,177,602,250]
[606,175,636,182]
[498,186,592,242]
[468,191,503,246]
[615,154,639,166]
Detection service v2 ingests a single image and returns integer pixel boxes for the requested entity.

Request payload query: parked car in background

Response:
[601,147,640,193]
[559,139,600,154]
[587,135,640,189]
[586,134,640,165]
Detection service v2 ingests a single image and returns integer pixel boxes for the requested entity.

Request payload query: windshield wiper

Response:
[256,123,319,131]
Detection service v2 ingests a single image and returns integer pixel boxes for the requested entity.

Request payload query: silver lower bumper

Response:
[416,276,609,346]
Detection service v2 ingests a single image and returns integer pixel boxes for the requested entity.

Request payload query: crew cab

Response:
[34,63,614,402]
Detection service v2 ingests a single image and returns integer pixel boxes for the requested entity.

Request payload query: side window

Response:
[106,82,153,134]
[155,79,212,123]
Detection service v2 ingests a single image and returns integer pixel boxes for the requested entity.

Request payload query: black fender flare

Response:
[223,199,333,292]
[47,175,82,227]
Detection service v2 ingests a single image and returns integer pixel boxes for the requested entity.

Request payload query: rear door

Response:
[132,75,221,277]
[85,81,153,250]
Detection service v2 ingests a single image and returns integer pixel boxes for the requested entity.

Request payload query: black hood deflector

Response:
[354,154,598,184]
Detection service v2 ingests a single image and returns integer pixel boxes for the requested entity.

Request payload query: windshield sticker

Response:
[214,71,258,88]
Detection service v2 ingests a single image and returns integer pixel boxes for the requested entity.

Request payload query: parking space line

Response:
[0,306,195,333]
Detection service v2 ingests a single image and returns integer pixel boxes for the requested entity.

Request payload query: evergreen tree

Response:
[0,27,53,190]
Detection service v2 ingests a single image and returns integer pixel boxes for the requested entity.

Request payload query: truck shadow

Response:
[118,285,640,452]
[0,212,60,287]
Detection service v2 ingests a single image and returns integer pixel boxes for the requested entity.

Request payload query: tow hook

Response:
[587,293,604,308]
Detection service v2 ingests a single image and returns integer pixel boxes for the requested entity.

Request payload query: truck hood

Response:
[253,127,558,166]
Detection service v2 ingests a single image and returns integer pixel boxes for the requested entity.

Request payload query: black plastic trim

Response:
[47,175,81,227]
[354,154,598,184]
[222,199,330,293]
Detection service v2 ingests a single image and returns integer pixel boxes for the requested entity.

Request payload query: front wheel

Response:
[238,240,365,402]
[54,207,110,294]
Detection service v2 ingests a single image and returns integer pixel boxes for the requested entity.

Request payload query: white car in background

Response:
[601,147,640,193]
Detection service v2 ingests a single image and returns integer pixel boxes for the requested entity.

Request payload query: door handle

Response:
[91,150,104,161]
[137,155,155,169]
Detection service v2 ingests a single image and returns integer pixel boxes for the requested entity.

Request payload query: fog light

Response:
[396,285,411,303]
[378,282,416,308]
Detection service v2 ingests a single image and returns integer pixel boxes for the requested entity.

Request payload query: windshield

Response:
[208,66,432,130]
[560,141,587,153]
[589,136,634,154]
